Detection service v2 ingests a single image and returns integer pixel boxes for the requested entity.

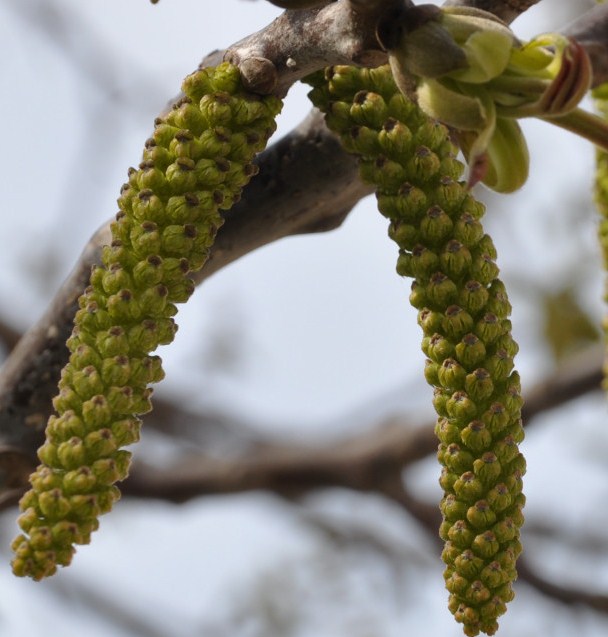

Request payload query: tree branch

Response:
[564,4,608,88]
[443,0,542,24]
[119,346,603,504]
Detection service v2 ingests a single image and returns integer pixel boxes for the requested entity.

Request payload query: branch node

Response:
[238,57,279,95]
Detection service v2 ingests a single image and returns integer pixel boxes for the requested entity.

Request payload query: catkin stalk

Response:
[307,65,525,637]
[12,63,282,580]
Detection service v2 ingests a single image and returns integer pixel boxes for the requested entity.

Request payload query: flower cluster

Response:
[383,5,593,192]
[11,63,282,580]
[307,65,525,636]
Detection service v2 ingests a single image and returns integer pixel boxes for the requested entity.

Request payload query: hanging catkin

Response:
[12,63,282,581]
[307,64,525,637]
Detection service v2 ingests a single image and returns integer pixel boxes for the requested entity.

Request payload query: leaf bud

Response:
[419,205,454,245]
[470,253,500,285]
[458,280,490,316]
[360,156,407,191]
[422,334,454,362]
[442,442,474,474]
[461,419,492,453]
[473,452,502,486]
[377,118,412,158]
[466,580,492,605]
[171,100,206,135]
[47,412,86,442]
[100,355,131,387]
[448,519,475,549]
[349,90,388,128]
[440,240,473,279]
[454,549,484,580]
[424,360,440,386]
[437,358,467,391]
[466,499,497,530]
[471,530,500,559]
[131,221,162,257]
[111,418,141,447]
[406,146,441,181]
[442,493,469,522]
[445,571,470,596]
[446,391,478,421]
[37,442,59,467]
[435,417,461,445]
[434,176,467,212]
[492,517,518,544]
[443,305,474,340]
[474,312,504,344]
[484,349,514,382]
[418,308,443,334]
[455,333,487,370]
[137,165,169,194]
[439,466,458,492]
[63,466,98,495]
[38,489,71,520]
[464,368,494,402]
[426,272,458,307]
[68,494,101,522]
[29,466,62,493]
[453,471,485,502]
[131,190,166,225]
[57,437,87,470]
[485,482,512,513]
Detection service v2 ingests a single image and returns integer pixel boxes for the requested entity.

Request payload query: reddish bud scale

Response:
[307,65,525,636]
[12,63,282,580]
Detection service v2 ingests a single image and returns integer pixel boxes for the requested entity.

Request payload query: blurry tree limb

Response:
[516,559,608,613]
[121,346,603,504]
[0,321,21,353]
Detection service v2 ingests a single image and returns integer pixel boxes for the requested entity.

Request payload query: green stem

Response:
[542,107,608,152]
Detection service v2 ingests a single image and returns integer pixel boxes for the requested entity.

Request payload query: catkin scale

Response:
[307,65,525,637]
[12,63,281,580]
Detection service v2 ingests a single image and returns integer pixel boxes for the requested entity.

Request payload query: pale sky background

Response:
[0,1,607,636]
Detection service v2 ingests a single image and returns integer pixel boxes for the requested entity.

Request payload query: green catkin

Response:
[594,82,608,387]
[12,63,282,580]
[307,65,525,637]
